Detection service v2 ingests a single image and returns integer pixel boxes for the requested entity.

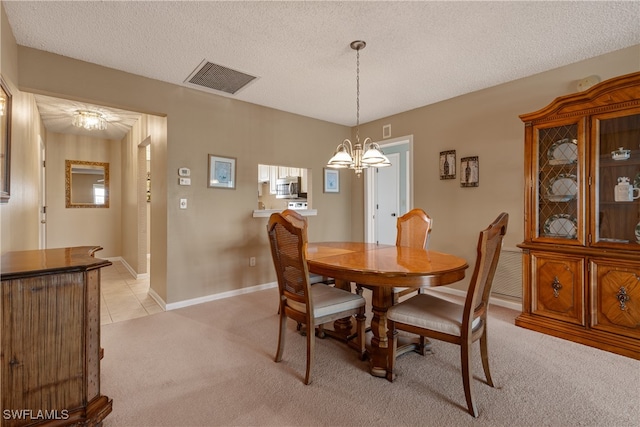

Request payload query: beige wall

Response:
[0,5,44,253]
[45,132,122,256]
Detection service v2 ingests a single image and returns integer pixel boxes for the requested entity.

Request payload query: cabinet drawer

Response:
[591,259,640,339]
[532,252,585,325]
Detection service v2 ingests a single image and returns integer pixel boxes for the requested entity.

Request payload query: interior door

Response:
[365,137,412,245]
[375,152,400,245]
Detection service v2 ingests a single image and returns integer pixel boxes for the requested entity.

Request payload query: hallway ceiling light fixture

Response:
[72,110,107,131]
[327,40,390,177]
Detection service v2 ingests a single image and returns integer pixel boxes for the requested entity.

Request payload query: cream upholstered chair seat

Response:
[287,283,365,318]
[387,293,482,336]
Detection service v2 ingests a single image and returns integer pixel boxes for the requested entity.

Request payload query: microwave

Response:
[275,177,301,199]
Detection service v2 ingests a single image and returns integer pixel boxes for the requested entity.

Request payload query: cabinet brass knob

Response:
[616,287,630,311]
[551,276,562,298]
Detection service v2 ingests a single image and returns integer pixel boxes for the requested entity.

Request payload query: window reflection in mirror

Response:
[65,160,110,208]
[257,164,310,210]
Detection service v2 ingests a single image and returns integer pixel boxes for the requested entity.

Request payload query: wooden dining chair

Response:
[357,208,433,304]
[267,212,366,385]
[392,208,433,302]
[386,212,509,418]
[279,209,336,335]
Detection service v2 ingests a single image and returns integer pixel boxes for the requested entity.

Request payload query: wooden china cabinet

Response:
[517,72,640,359]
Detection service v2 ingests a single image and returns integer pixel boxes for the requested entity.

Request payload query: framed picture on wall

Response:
[324,168,340,193]
[208,154,236,189]
[460,156,479,187]
[1,76,12,202]
[439,150,456,180]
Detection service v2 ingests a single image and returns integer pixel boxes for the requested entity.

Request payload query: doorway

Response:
[365,136,413,244]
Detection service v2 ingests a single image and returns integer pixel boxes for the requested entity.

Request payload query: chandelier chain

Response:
[355,46,360,144]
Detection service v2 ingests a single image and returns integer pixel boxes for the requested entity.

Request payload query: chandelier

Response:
[327,40,390,177]
[72,110,107,131]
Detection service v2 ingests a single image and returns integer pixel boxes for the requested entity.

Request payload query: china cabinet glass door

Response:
[534,120,584,244]
[593,108,640,247]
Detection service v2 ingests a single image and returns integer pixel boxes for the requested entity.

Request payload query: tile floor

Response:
[100,260,163,325]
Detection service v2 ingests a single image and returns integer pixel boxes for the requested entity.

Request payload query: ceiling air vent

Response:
[185,60,257,95]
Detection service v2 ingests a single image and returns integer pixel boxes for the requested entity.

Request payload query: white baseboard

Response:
[159,281,521,313]
[165,281,278,311]
[105,256,150,280]
[148,287,167,311]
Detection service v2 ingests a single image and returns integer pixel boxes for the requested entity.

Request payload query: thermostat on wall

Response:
[178,167,190,177]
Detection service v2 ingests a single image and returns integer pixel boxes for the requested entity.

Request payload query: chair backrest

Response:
[281,209,308,230]
[267,212,311,310]
[396,208,433,249]
[462,212,509,335]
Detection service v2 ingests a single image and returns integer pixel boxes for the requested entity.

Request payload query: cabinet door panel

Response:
[2,273,85,417]
[532,253,585,325]
[592,109,640,247]
[591,260,640,339]
[532,119,585,245]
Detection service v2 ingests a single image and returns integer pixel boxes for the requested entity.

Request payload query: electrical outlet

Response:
[249,257,256,267]
[179,199,187,209]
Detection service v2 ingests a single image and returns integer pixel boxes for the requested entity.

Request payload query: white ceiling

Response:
[4,1,640,136]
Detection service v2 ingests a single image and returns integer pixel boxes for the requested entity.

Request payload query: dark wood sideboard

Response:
[1,247,112,426]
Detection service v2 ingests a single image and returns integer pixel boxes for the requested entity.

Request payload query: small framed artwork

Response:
[460,156,479,187]
[439,150,456,180]
[1,76,12,202]
[324,168,340,193]
[208,154,236,189]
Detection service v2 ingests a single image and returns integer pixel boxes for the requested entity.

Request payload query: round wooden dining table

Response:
[306,242,468,377]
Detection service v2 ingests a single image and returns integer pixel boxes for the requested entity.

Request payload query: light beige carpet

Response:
[101,287,639,426]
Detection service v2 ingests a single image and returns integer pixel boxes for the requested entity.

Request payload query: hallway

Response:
[100,260,163,325]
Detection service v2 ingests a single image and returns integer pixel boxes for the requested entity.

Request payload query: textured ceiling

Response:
[4,1,640,133]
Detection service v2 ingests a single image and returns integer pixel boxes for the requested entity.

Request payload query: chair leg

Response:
[461,341,478,417]
[304,320,315,385]
[386,320,397,382]
[355,311,366,360]
[275,310,287,363]
[480,330,494,387]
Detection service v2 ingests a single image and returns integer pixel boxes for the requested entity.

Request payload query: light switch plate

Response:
[179,177,191,186]
[179,199,187,209]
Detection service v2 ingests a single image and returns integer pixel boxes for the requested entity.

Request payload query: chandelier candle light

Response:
[327,40,390,177]
[72,110,107,131]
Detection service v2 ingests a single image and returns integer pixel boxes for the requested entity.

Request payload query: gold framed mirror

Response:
[65,160,109,208]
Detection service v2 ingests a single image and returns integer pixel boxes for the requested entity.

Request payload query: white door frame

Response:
[38,136,47,249]
[364,135,413,243]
